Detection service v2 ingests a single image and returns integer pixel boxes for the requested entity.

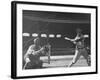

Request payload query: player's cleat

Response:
[68,62,74,67]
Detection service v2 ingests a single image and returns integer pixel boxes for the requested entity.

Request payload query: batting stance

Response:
[23,38,49,69]
[65,28,91,67]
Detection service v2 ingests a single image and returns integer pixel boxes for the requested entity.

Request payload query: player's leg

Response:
[68,49,81,67]
[81,48,91,66]
[25,62,33,69]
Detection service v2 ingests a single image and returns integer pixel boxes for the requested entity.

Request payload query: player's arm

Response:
[69,37,78,44]
[71,35,81,44]
[31,47,45,56]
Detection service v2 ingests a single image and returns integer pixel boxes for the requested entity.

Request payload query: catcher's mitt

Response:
[43,45,49,53]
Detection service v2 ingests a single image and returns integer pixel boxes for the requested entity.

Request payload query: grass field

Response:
[40,55,88,68]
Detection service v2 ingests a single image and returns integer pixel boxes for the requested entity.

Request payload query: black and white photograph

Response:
[23,10,91,69]
[11,1,97,79]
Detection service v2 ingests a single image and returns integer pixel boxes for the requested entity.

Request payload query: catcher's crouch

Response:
[23,38,49,69]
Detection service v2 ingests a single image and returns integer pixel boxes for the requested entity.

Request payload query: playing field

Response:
[40,55,88,68]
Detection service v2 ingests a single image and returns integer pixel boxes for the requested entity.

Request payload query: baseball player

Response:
[65,28,91,67]
[23,37,47,69]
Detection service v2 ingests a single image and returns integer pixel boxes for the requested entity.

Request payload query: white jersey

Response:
[74,34,85,49]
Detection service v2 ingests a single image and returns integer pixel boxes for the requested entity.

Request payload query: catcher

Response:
[23,37,49,69]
